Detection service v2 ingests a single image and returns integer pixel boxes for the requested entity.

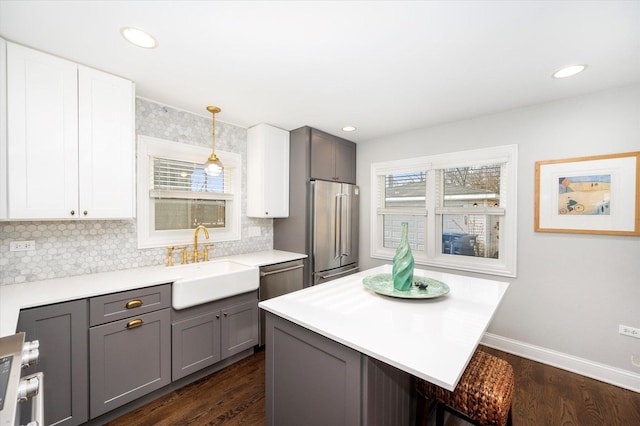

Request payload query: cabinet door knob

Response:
[223,312,228,317]
[70,210,75,216]
[126,319,144,329]
[83,210,88,216]
[125,299,143,309]
[216,315,220,319]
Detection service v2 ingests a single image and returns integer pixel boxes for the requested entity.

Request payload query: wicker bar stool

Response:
[415,350,514,426]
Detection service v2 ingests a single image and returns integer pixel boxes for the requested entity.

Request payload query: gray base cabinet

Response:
[89,285,172,419]
[171,292,259,381]
[15,284,257,424]
[265,312,412,426]
[16,299,88,426]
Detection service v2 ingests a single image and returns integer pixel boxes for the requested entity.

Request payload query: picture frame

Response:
[535,152,640,236]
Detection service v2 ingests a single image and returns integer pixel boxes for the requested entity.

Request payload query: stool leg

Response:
[506,407,513,426]
[416,396,426,426]
[415,397,437,426]
[436,403,445,426]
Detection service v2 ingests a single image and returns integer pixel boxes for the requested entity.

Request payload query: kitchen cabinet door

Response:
[309,128,356,184]
[221,300,259,359]
[78,65,135,219]
[309,129,336,182]
[171,310,222,381]
[1,38,7,220]
[247,123,289,218]
[17,300,88,426]
[333,137,356,184]
[89,308,171,418]
[7,42,79,219]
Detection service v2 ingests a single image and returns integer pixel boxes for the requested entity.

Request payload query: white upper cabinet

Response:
[6,42,134,220]
[247,124,289,218]
[78,66,134,219]
[7,42,79,219]
[0,39,7,220]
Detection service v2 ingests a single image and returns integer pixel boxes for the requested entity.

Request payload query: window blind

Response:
[383,171,427,207]
[150,157,233,200]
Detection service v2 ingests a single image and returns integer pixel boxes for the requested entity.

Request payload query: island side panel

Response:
[361,355,413,425]
[265,312,361,426]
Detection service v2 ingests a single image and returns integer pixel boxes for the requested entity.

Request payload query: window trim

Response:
[370,144,517,277]
[137,135,242,249]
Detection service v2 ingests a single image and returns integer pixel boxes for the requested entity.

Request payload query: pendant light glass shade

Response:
[205,106,223,176]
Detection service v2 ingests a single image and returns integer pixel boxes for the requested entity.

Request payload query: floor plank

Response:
[107,346,640,425]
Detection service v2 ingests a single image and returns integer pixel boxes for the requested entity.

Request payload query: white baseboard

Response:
[481,333,640,393]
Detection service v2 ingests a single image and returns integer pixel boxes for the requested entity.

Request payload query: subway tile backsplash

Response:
[0,98,272,285]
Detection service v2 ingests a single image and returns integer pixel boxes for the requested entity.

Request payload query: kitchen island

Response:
[259,264,509,426]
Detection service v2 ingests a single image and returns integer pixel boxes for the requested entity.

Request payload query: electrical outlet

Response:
[10,240,36,251]
[619,324,640,339]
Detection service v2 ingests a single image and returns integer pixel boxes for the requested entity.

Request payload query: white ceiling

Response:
[1,1,639,142]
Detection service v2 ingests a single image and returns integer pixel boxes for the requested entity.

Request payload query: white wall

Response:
[356,84,640,389]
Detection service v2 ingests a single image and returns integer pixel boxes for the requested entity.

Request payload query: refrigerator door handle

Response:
[335,193,342,259]
[341,193,350,256]
[316,266,360,280]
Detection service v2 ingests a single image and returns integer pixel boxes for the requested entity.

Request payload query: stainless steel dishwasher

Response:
[258,259,304,346]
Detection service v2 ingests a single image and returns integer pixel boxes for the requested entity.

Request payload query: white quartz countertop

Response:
[259,264,509,391]
[0,250,306,337]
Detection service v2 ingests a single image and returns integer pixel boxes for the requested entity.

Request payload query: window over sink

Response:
[137,135,241,248]
[370,144,517,277]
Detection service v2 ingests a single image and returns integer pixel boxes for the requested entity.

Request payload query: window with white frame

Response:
[371,145,517,277]
[137,135,241,249]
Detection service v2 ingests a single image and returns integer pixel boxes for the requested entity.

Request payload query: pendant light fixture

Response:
[204,106,223,176]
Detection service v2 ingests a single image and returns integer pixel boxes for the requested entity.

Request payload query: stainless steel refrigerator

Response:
[273,126,359,287]
[310,180,359,285]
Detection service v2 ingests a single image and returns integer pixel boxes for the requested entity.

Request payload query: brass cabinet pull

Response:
[126,319,143,329]
[223,312,228,317]
[125,299,143,309]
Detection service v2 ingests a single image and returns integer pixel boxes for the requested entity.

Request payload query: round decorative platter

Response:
[362,273,450,299]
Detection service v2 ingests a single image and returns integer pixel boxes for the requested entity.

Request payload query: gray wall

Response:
[0,98,272,285]
[357,84,640,380]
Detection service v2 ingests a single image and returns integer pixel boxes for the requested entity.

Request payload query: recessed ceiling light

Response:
[342,126,357,132]
[120,26,158,49]
[552,64,587,79]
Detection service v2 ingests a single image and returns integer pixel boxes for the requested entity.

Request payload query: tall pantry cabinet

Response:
[3,41,135,220]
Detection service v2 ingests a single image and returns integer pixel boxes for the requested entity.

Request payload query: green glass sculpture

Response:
[392,222,414,291]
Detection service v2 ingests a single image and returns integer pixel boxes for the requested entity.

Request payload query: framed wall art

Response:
[535,151,640,236]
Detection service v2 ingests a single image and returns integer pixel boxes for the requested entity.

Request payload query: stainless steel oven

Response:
[0,333,42,426]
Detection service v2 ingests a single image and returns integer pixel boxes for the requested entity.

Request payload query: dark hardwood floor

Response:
[106,350,266,426]
[106,346,640,426]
